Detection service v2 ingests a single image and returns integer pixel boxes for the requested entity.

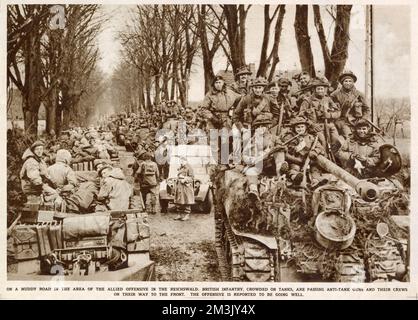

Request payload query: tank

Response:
[212,153,409,282]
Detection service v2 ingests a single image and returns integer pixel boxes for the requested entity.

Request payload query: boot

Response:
[248,184,259,201]
[276,161,289,176]
[181,214,190,221]
[293,173,304,186]
[174,214,182,220]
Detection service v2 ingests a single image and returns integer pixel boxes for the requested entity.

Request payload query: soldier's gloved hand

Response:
[309,150,318,160]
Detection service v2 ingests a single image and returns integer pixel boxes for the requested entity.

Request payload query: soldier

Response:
[174,156,195,221]
[136,152,160,214]
[293,71,313,108]
[335,119,383,179]
[284,116,325,186]
[20,140,58,203]
[299,78,341,157]
[96,164,133,211]
[269,78,297,132]
[233,77,272,131]
[331,70,371,139]
[47,149,79,190]
[200,75,241,130]
[231,66,252,96]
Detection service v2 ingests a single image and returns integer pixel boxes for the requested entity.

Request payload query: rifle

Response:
[277,101,284,136]
[248,133,302,168]
[323,118,336,163]
[300,135,319,209]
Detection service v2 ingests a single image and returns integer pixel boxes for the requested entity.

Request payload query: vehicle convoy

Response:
[213,152,409,282]
[159,144,215,214]
[8,155,154,281]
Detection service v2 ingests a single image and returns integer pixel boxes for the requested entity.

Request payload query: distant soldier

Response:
[174,157,195,221]
[331,70,370,139]
[231,66,252,96]
[136,153,160,214]
[335,119,383,179]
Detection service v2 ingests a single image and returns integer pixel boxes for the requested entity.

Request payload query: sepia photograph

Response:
[5,1,411,286]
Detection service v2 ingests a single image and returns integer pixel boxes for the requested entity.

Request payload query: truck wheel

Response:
[160,199,169,213]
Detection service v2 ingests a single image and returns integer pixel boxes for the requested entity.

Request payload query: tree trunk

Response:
[267,5,286,81]
[328,5,352,85]
[257,5,273,77]
[154,74,161,106]
[198,5,216,93]
[22,28,43,136]
[45,89,58,134]
[145,77,152,111]
[294,5,316,77]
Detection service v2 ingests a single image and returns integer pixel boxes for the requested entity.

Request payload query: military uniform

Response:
[330,71,370,138]
[233,77,272,130]
[200,79,240,130]
[299,79,341,151]
[230,66,252,96]
[336,123,383,179]
[136,157,160,214]
[174,162,195,221]
[283,117,325,185]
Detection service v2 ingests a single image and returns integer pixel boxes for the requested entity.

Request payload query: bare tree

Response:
[7,5,49,135]
[294,5,316,77]
[313,5,352,86]
[257,5,286,80]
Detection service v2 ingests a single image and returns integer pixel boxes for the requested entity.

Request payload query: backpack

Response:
[140,161,157,187]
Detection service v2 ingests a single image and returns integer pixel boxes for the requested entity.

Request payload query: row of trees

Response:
[7,5,105,135]
[115,4,352,112]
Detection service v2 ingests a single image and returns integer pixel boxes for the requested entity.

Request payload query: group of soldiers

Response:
[196,66,384,199]
[17,65,389,218]
[18,126,138,215]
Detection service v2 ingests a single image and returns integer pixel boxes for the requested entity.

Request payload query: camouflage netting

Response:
[289,190,409,282]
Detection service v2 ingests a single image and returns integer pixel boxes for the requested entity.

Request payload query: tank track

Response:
[214,212,278,282]
[366,236,406,282]
[291,241,366,282]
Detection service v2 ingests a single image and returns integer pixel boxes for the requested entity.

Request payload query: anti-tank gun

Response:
[212,145,408,282]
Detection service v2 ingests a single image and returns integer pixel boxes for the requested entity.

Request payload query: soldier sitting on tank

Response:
[174,156,195,221]
[299,78,342,154]
[231,66,252,96]
[284,116,325,186]
[331,70,371,139]
[335,119,384,179]
[268,78,297,134]
[200,75,241,131]
[233,77,272,132]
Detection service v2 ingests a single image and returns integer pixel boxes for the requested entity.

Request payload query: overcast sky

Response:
[97,5,410,100]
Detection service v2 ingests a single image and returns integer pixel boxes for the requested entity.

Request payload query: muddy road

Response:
[118,149,221,282]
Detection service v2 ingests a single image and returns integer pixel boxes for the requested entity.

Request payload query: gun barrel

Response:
[316,155,379,202]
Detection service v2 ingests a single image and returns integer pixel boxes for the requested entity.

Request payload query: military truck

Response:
[213,153,409,282]
[159,144,216,214]
[7,207,154,281]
